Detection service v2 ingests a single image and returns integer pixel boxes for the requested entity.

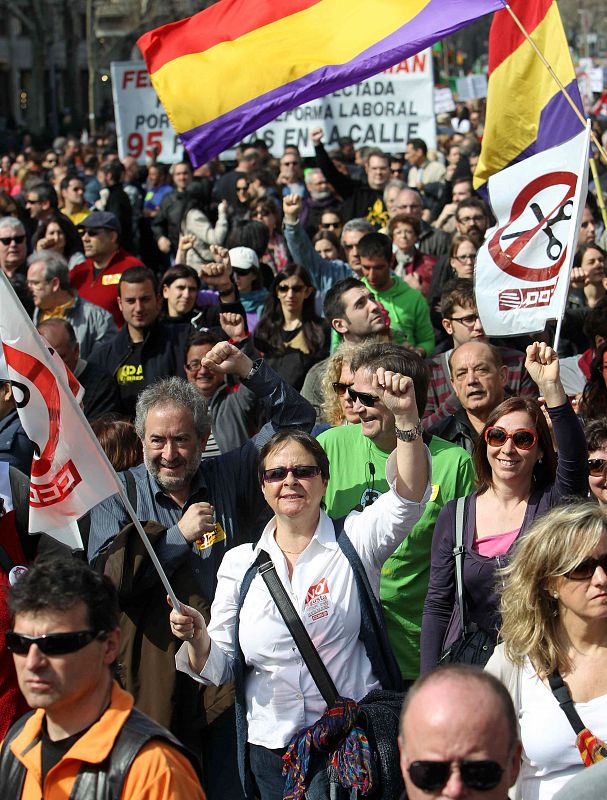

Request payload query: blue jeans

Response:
[249,744,351,800]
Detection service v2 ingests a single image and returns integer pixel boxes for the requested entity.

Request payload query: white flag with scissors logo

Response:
[475,122,591,337]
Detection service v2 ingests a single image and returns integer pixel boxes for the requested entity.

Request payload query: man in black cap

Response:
[69,211,143,328]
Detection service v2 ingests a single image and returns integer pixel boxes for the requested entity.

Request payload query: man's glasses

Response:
[564,553,607,581]
[0,235,26,245]
[6,629,106,656]
[78,228,106,237]
[408,759,504,792]
[347,387,380,407]
[448,313,480,327]
[262,465,322,483]
[185,359,205,372]
[453,254,476,264]
[457,215,486,225]
[277,284,305,294]
[484,426,538,450]
[588,458,607,477]
[332,381,354,396]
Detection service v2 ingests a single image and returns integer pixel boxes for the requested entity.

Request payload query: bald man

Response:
[399,665,521,800]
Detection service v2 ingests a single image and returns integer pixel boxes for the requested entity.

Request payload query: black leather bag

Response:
[438,497,496,667]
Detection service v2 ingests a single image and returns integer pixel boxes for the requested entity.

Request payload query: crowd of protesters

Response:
[1,102,607,800]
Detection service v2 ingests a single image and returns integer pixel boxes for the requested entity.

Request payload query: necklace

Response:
[278,545,307,555]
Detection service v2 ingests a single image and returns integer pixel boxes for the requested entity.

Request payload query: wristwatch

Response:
[245,358,263,381]
[394,419,423,442]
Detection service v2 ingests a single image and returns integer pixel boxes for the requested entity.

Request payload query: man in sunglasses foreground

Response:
[399,664,521,799]
[0,558,205,799]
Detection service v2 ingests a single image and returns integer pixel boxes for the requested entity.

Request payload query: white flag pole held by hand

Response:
[0,272,181,609]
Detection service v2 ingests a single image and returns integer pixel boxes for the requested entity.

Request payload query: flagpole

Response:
[0,273,181,610]
[500,1,607,163]
[552,120,592,353]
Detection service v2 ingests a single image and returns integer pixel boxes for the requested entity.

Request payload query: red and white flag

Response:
[475,122,591,338]
[0,272,122,549]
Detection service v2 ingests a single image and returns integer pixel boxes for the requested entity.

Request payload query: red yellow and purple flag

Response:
[474,0,584,191]
[138,0,503,167]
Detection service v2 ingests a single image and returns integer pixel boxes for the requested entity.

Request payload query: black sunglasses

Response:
[331,381,353,396]
[588,458,607,477]
[262,465,322,483]
[277,284,305,294]
[408,759,504,792]
[484,426,538,450]
[6,629,106,656]
[347,386,380,407]
[0,235,26,245]
[564,553,607,581]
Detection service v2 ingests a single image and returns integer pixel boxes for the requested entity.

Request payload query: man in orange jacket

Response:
[0,558,205,799]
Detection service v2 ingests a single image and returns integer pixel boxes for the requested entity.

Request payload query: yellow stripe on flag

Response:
[150,0,428,134]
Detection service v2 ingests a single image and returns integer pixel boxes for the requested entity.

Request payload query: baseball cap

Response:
[78,211,120,232]
[229,247,259,272]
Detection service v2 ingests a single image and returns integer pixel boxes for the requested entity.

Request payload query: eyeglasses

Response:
[453,254,476,263]
[408,760,504,793]
[347,387,380,407]
[564,553,607,581]
[332,381,353,396]
[262,465,322,483]
[588,458,607,477]
[457,214,486,225]
[277,284,306,294]
[78,228,106,237]
[391,168,403,175]
[320,222,340,230]
[234,267,255,276]
[448,313,480,327]
[0,235,26,245]
[185,359,206,372]
[6,629,106,656]
[484,426,538,450]
[236,185,249,192]
[25,198,41,206]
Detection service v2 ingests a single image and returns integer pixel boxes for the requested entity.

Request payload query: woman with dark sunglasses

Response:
[421,342,589,672]
[254,263,330,390]
[169,375,430,800]
[486,502,607,799]
[585,418,607,506]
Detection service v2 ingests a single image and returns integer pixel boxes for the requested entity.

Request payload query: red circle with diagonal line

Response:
[488,171,576,283]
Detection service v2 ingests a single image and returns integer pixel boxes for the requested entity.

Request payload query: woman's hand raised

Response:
[525,342,566,408]
[168,597,211,673]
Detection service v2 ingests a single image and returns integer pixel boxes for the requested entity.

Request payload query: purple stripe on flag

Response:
[179,0,502,165]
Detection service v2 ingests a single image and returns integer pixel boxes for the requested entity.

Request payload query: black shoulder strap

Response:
[255,550,338,707]
[548,671,585,736]
[0,544,15,575]
[0,711,36,797]
[123,469,137,515]
[453,496,467,635]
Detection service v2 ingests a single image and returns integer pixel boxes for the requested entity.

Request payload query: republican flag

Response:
[137,0,503,167]
[475,123,590,338]
[0,273,124,550]
[474,0,584,190]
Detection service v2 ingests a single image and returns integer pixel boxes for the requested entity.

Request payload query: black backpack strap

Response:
[0,711,37,798]
[548,671,585,736]
[123,469,137,515]
[255,550,338,706]
[335,521,403,692]
[453,496,467,635]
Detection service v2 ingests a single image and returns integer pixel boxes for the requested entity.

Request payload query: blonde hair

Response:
[319,341,359,426]
[498,502,607,677]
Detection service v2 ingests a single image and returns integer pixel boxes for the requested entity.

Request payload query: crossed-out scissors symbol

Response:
[502,199,574,260]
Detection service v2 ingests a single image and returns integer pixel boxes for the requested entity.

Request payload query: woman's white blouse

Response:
[520,658,607,799]
[176,448,431,748]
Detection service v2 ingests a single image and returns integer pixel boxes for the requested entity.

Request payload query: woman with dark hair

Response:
[585,417,607,506]
[90,417,143,471]
[159,264,202,323]
[250,197,288,273]
[420,342,589,671]
[32,210,85,270]
[178,178,228,269]
[169,372,430,800]
[578,341,607,422]
[254,263,330,389]
[311,229,345,262]
[569,243,606,311]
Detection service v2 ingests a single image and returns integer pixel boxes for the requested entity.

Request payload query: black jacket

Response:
[151,189,187,253]
[428,406,478,455]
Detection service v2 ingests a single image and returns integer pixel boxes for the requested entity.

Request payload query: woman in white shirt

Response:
[486,502,607,799]
[169,367,430,800]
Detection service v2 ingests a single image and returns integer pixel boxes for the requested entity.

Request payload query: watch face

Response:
[359,488,380,508]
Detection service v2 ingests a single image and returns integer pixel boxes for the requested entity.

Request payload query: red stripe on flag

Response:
[488,0,551,73]
[139,0,323,74]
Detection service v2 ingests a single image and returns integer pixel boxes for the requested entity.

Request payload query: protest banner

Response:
[475,123,590,343]
[110,61,184,165]
[225,49,436,158]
